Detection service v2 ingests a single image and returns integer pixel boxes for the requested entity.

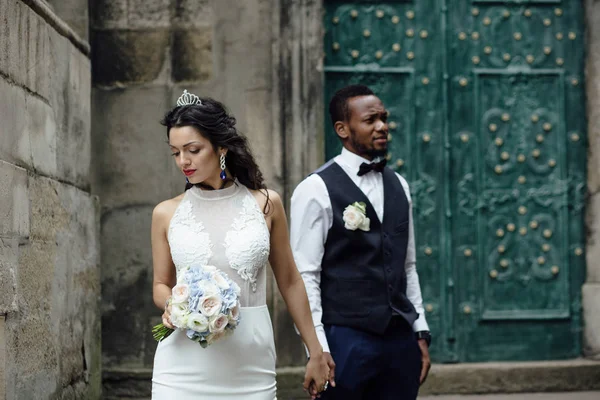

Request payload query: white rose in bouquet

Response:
[212,271,230,290]
[209,314,229,333]
[199,294,222,317]
[171,283,190,303]
[187,312,209,333]
[170,303,190,327]
[203,265,217,273]
[199,280,220,297]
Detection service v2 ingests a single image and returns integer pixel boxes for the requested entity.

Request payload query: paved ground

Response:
[419,392,600,400]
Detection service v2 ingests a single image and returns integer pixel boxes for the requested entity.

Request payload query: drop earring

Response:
[186,177,190,184]
[219,153,227,180]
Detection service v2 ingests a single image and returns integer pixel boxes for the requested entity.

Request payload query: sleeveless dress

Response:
[151,182,277,399]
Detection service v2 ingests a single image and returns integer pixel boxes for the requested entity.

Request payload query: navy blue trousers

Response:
[320,318,421,400]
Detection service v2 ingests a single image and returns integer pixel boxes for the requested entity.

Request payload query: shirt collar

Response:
[338,147,373,173]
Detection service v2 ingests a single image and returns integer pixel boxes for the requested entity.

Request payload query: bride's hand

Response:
[303,350,330,398]
[161,296,175,329]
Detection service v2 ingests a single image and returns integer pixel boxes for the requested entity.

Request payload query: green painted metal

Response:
[324,0,586,362]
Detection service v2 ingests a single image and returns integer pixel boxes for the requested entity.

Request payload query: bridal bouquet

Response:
[152,265,241,348]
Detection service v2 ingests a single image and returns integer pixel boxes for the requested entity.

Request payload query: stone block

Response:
[90,0,128,30]
[586,193,600,283]
[0,28,91,189]
[583,283,600,359]
[91,86,181,209]
[10,175,100,396]
[0,0,51,99]
[56,48,92,188]
[128,0,170,29]
[0,237,19,314]
[0,160,29,238]
[26,90,59,178]
[101,206,156,367]
[92,30,169,85]
[172,0,214,27]
[172,28,213,82]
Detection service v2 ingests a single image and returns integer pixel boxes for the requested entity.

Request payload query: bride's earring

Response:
[219,153,227,180]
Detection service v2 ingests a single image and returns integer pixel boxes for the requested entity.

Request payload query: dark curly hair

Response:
[161,97,271,213]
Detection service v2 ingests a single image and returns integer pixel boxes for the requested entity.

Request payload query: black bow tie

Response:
[357,159,387,176]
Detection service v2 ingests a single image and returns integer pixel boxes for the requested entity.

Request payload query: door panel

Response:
[448,0,585,361]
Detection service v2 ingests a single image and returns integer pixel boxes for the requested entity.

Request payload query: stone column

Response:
[0,1,101,399]
[272,0,326,367]
[584,0,600,361]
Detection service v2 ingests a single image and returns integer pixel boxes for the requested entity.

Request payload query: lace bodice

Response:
[167,182,270,307]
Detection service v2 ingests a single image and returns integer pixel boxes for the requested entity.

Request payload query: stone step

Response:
[102,359,600,399]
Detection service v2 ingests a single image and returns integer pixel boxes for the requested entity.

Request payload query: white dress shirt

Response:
[290,148,429,353]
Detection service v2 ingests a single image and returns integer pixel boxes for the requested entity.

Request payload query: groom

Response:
[290,85,431,399]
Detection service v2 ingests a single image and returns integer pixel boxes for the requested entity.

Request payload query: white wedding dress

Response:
[152,182,277,399]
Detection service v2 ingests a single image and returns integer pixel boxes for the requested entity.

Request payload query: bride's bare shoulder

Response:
[153,193,186,225]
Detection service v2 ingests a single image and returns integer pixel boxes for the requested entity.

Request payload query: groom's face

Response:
[345,95,389,160]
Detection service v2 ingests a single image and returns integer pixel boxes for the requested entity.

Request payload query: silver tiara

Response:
[176,90,202,107]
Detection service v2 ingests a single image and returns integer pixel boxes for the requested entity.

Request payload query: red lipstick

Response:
[183,169,196,176]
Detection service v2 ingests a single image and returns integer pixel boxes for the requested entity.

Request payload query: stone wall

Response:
[92,1,306,392]
[0,1,101,399]
[584,0,600,361]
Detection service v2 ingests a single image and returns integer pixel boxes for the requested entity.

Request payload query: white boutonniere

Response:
[343,202,370,231]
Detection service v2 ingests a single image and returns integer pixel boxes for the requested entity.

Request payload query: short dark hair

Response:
[328,85,375,127]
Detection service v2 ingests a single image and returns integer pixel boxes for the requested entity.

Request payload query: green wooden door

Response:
[324,0,586,362]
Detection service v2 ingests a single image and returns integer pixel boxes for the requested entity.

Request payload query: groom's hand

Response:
[417,339,431,385]
[323,352,336,388]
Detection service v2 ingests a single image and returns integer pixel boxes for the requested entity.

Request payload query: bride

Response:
[150,90,330,399]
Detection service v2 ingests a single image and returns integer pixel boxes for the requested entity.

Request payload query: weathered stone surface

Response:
[12,176,99,397]
[128,0,170,29]
[0,79,60,179]
[91,86,179,210]
[92,30,169,85]
[0,80,30,168]
[0,161,29,238]
[171,28,213,82]
[46,0,89,41]
[2,176,99,400]
[90,0,128,30]
[57,49,92,188]
[101,206,156,367]
[583,283,600,359]
[172,0,213,27]
[585,193,600,284]
[1,2,98,397]
[0,20,91,189]
[244,88,278,187]
[586,0,600,196]
[0,238,18,315]
[0,0,51,99]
